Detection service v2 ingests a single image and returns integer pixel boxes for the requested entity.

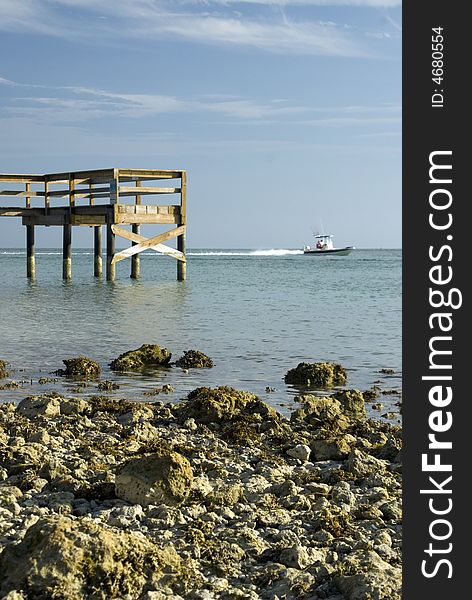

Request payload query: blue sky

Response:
[0,0,401,248]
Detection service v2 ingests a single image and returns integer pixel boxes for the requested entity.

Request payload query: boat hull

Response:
[303,247,354,256]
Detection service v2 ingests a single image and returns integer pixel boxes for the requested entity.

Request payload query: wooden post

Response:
[131,224,141,279]
[94,226,102,277]
[62,224,72,280]
[26,225,35,279]
[177,171,187,281]
[106,222,116,281]
[131,180,141,279]
[177,233,186,281]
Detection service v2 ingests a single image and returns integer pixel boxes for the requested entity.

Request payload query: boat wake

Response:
[187,249,304,257]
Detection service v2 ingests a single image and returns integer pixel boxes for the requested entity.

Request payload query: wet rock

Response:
[284,362,347,387]
[0,359,9,379]
[363,387,380,402]
[379,368,395,375]
[334,549,401,600]
[115,450,193,507]
[0,515,185,600]
[97,380,120,392]
[17,394,61,419]
[177,386,280,426]
[332,389,366,419]
[60,356,101,380]
[110,344,172,371]
[175,350,214,369]
[287,444,311,462]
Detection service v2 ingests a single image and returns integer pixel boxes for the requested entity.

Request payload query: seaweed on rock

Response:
[109,344,172,372]
[175,350,214,369]
[284,362,347,387]
[58,356,101,380]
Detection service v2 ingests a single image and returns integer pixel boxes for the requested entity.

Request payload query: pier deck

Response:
[0,168,187,281]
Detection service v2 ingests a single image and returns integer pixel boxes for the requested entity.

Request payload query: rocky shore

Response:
[0,359,401,600]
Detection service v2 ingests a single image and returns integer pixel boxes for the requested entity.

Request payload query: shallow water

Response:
[0,248,401,419]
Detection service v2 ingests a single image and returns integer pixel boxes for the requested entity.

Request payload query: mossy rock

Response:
[0,360,9,379]
[0,515,188,599]
[60,356,101,380]
[178,386,280,426]
[109,344,172,372]
[284,362,347,387]
[175,350,214,369]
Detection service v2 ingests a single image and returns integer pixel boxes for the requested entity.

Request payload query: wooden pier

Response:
[0,168,187,281]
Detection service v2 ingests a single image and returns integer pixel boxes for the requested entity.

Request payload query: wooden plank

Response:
[70,215,107,225]
[111,225,186,263]
[22,215,66,226]
[118,186,181,195]
[0,174,44,183]
[136,180,141,206]
[45,169,115,182]
[118,169,183,179]
[115,213,179,225]
[0,190,43,197]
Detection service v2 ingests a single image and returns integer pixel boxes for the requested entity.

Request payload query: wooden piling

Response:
[62,224,72,280]
[106,222,116,281]
[130,224,141,279]
[177,233,186,281]
[94,226,102,277]
[26,225,35,279]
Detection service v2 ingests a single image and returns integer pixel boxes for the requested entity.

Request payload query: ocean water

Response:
[0,248,401,418]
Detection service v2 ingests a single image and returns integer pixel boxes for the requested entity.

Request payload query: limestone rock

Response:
[284,362,347,387]
[115,451,193,507]
[311,436,353,461]
[287,444,311,462]
[333,389,366,419]
[17,395,61,419]
[110,344,172,371]
[334,549,401,600]
[0,515,184,600]
[178,386,280,425]
[291,395,350,432]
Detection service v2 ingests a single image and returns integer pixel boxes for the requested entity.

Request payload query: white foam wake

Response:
[187,249,303,257]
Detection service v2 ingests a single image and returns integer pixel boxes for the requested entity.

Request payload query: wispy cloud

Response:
[2,78,307,121]
[0,0,400,57]
[1,76,400,130]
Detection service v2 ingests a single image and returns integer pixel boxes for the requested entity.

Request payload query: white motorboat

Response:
[303,234,354,256]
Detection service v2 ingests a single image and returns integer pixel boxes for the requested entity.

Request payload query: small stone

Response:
[287,444,311,462]
[279,544,310,569]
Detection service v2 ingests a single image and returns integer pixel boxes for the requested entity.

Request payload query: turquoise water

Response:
[0,248,401,417]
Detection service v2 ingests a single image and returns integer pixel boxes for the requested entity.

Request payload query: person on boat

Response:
[316,240,322,249]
